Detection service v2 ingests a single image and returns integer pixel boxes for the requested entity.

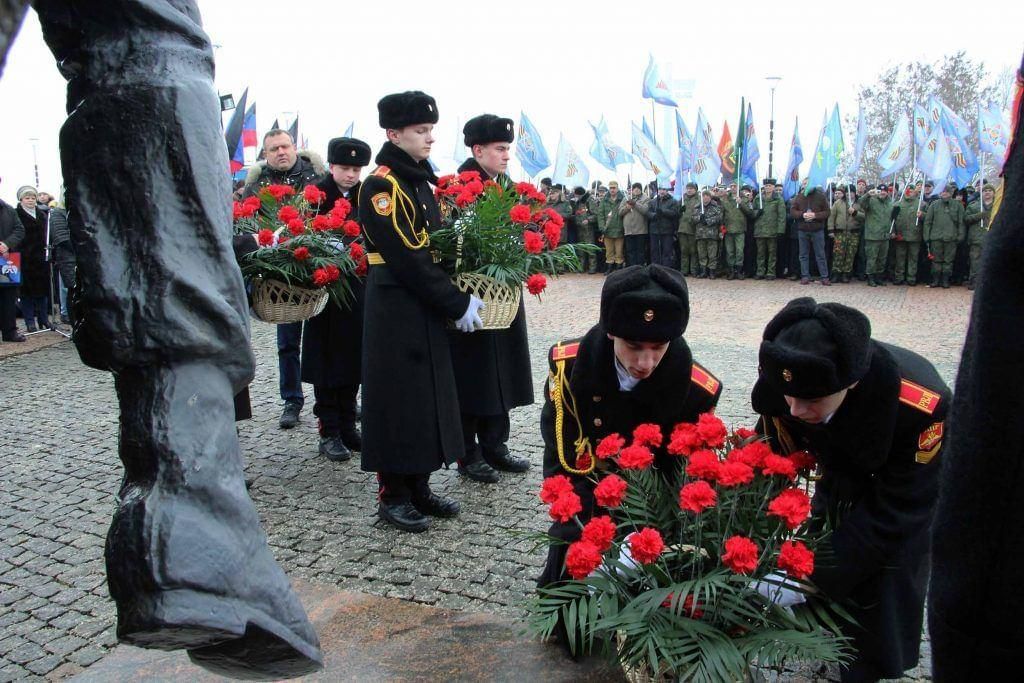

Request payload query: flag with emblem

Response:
[806,104,844,192]
[589,116,633,171]
[515,111,551,178]
[877,113,911,179]
[939,107,978,187]
[740,102,760,188]
[847,102,867,177]
[913,103,930,147]
[230,100,257,179]
[641,54,678,107]
[717,122,735,178]
[642,117,656,146]
[782,119,804,201]
[979,101,1010,168]
[917,121,952,194]
[631,122,672,181]
[928,96,972,140]
[552,134,590,189]
[676,110,693,173]
[690,108,722,188]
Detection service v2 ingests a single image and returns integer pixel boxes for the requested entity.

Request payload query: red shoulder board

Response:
[899,378,942,415]
[372,165,391,178]
[691,363,721,395]
[551,341,580,362]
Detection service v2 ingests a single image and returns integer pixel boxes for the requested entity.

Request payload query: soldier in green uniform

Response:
[892,185,924,286]
[676,182,700,276]
[827,186,856,283]
[572,187,598,274]
[923,182,966,289]
[600,181,625,272]
[693,189,723,278]
[752,178,786,280]
[718,186,747,279]
[964,183,994,290]
[855,184,893,287]
[546,184,573,245]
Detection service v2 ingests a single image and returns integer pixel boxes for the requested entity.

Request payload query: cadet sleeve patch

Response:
[551,341,580,362]
[899,379,941,415]
[372,165,391,178]
[691,363,721,395]
[915,421,943,464]
[371,192,393,217]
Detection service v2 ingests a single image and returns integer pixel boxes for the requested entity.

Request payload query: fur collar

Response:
[243,149,325,186]
[374,141,437,185]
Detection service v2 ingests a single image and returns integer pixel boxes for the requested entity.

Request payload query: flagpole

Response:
[651,101,657,147]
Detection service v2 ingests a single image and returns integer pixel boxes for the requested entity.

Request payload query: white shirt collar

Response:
[614,355,641,392]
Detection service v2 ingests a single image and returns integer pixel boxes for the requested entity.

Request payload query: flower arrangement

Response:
[232,183,363,309]
[528,414,851,680]
[428,172,597,301]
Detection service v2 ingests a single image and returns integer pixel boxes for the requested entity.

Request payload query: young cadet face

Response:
[330,164,362,190]
[608,334,670,381]
[264,133,298,171]
[388,123,435,162]
[474,142,511,177]
[783,382,857,424]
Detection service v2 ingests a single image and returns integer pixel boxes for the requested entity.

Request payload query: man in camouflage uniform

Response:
[693,189,723,278]
[964,183,994,290]
[599,181,625,271]
[752,178,786,280]
[855,184,894,287]
[718,185,747,279]
[572,187,598,274]
[923,182,966,289]
[546,184,573,245]
[677,182,700,275]
[827,186,857,283]
[892,185,924,286]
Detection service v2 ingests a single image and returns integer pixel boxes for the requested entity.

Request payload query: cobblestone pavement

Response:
[0,275,971,680]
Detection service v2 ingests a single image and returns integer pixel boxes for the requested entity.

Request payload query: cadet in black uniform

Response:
[752,297,949,683]
[358,91,485,533]
[450,114,534,484]
[303,137,371,462]
[537,264,722,589]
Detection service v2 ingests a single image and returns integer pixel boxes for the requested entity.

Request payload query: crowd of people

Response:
[549,175,996,290]
[0,182,75,343]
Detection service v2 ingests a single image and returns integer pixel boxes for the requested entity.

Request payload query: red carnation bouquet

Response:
[526,414,851,679]
[428,173,597,307]
[233,184,362,313]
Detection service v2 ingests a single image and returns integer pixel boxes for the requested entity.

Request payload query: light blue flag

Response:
[912,104,930,148]
[782,120,804,201]
[847,102,867,177]
[939,108,978,187]
[690,108,722,188]
[929,96,971,140]
[878,114,912,178]
[515,111,551,178]
[918,123,952,194]
[740,103,760,188]
[589,116,633,171]
[631,122,672,181]
[675,110,693,173]
[641,54,678,107]
[979,102,1009,167]
[642,117,655,145]
[344,121,354,137]
[806,104,844,191]
[551,134,590,190]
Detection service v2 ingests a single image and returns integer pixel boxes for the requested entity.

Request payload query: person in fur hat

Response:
[753,297,950,682]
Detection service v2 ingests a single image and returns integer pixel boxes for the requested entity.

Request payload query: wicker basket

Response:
[251,278,328,324]
[453,273,521,330]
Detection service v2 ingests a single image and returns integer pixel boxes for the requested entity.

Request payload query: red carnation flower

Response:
[728,441,773,469]
[543,208,565,229]
[325,264,341,282]
[464,179,484,195]
[355,257,368,277]
[734,427,757,440]
[539,474,575,504]
[232,201,247,220]
[565,541,603,580]
[679,480,717,513]
[256,229,275,247]
[778,540,815,580]
[581,515,616,552]
[543,223,561,248]
[523,230,544,254]
[287,218,305,236]
[716,460,755,487]
[242,196,262,212]
[696,412,727,448]
[483,179,499,190]
[594,474,627,508]
[292,246,310,261]
[548,490,583,523]
[326,213,344,229]
[457,170,482,184]
[332,197,352,219]
[455,190,477,207]
[575,452,593,470]
[768,488,811,530]
[526,273,547,296]
[510,205,532,224]
[722,535,759,574]
[312,267,331,287]
[515,181,537,196]
[530,190,547,203]
[262,184,295,202]
[277,205,300,223]
[595,433,625,459]
[632,423,663,448]
[789,450,817,471]
[618,444,654,470]
[311,215,331,232]
[662,593,705,619]
[303,185,326,205]
[761,454,798,481]
[342,220,361,237]
[436,175,453,190]
[667,422,702,456]
[720,225,727,236]
[686,449,721,481]
[629,528,664,564]
[348,242,365,261]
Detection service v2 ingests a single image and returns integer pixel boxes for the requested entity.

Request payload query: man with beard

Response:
[450,114,534,484]
[358,91,484,532]
[302,136,372,462]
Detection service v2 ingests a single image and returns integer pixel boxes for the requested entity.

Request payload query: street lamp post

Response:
[765,76,782,178]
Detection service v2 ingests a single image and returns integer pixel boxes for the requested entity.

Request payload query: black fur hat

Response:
[758,297,872,399]
[326,137,371,166]
[463,114,514,147]
[378,91,438,129]
[600,265,689,342]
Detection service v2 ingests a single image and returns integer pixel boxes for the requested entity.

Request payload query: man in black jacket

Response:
[358,91,484,533]
[0,185,25,342]
[450,114,533,484]
[753,297,949,682]
[645,184,681,268]
[303,136,371,462]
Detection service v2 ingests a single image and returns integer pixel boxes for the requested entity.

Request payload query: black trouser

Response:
[625,234,648,266]
[377,472,431,504]
[461,412,509,463]
[648,233,676,268]
[312,383,358,437]
[0,286,18,339]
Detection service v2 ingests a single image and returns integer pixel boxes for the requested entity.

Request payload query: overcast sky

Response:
[1,0,1021,203]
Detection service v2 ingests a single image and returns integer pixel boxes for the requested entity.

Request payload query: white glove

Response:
[455,295,485,333]
[754,572,808,608]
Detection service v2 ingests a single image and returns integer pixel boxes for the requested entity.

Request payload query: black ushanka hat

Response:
[326,137,371,166]
[600,265,689,342]
[463,114,514,147]
[377,91,438,129]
